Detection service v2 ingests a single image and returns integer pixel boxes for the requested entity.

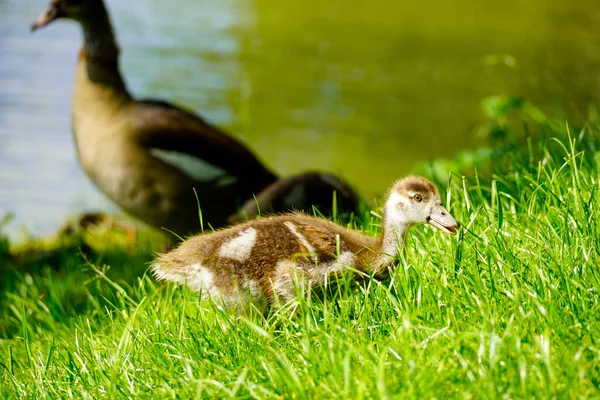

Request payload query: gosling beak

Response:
[427,208,460,235]
[31,3,62,32]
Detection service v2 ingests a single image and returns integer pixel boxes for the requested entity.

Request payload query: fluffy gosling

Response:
[152,176,460,310]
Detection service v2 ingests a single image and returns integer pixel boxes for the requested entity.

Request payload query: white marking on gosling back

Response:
[284,221,318,263]
[219,227,257,261]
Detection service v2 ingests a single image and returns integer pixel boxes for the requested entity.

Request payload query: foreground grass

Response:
[1,125,599,398]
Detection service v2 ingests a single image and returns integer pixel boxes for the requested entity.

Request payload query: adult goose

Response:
[31,0,359,236]
[152,176,460,311]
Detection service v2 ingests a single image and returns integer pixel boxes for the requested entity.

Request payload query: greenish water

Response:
[0,0,598,236]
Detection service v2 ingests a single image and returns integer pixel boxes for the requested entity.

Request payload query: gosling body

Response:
[152,176,460,309]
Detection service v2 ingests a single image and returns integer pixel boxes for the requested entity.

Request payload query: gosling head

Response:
[31,0,103,31]
[385,176,460,235]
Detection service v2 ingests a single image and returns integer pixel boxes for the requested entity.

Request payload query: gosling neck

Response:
[380,218,409,259]
[371,215,409,277]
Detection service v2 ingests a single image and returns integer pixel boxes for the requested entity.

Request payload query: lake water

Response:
[1,0,599,238]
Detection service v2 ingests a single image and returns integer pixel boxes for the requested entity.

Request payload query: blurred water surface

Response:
[0,0,598,237]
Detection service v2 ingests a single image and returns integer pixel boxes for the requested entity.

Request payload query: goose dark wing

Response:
[134,100,277,189]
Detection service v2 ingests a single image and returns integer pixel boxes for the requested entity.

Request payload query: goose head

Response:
[31,0,102,31]
[385,176,460,235]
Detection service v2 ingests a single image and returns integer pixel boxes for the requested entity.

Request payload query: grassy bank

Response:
[1,121,599,398]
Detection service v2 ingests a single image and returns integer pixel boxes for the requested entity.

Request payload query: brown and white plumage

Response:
[152,176,460,311]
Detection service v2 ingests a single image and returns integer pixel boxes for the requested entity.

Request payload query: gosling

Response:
[151,176,460,310]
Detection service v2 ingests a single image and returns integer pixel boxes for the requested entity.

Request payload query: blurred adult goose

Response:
[152,176,460,310]
[31,0,359,236]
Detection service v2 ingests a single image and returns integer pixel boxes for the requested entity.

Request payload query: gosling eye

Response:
[413,194,423,202]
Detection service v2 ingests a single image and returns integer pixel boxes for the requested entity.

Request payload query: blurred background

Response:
[0,0,599,238]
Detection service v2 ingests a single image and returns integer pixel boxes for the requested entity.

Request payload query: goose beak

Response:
[31,3,61,32]
[428,206,460,235]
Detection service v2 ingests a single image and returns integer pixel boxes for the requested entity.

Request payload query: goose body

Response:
[152,176,460,310]
[71,52,272,231]
[31,0,360,236]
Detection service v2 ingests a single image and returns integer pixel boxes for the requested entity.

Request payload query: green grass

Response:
[1,122,599,399]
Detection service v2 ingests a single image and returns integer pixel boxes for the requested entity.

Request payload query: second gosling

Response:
[152,176,460,310]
